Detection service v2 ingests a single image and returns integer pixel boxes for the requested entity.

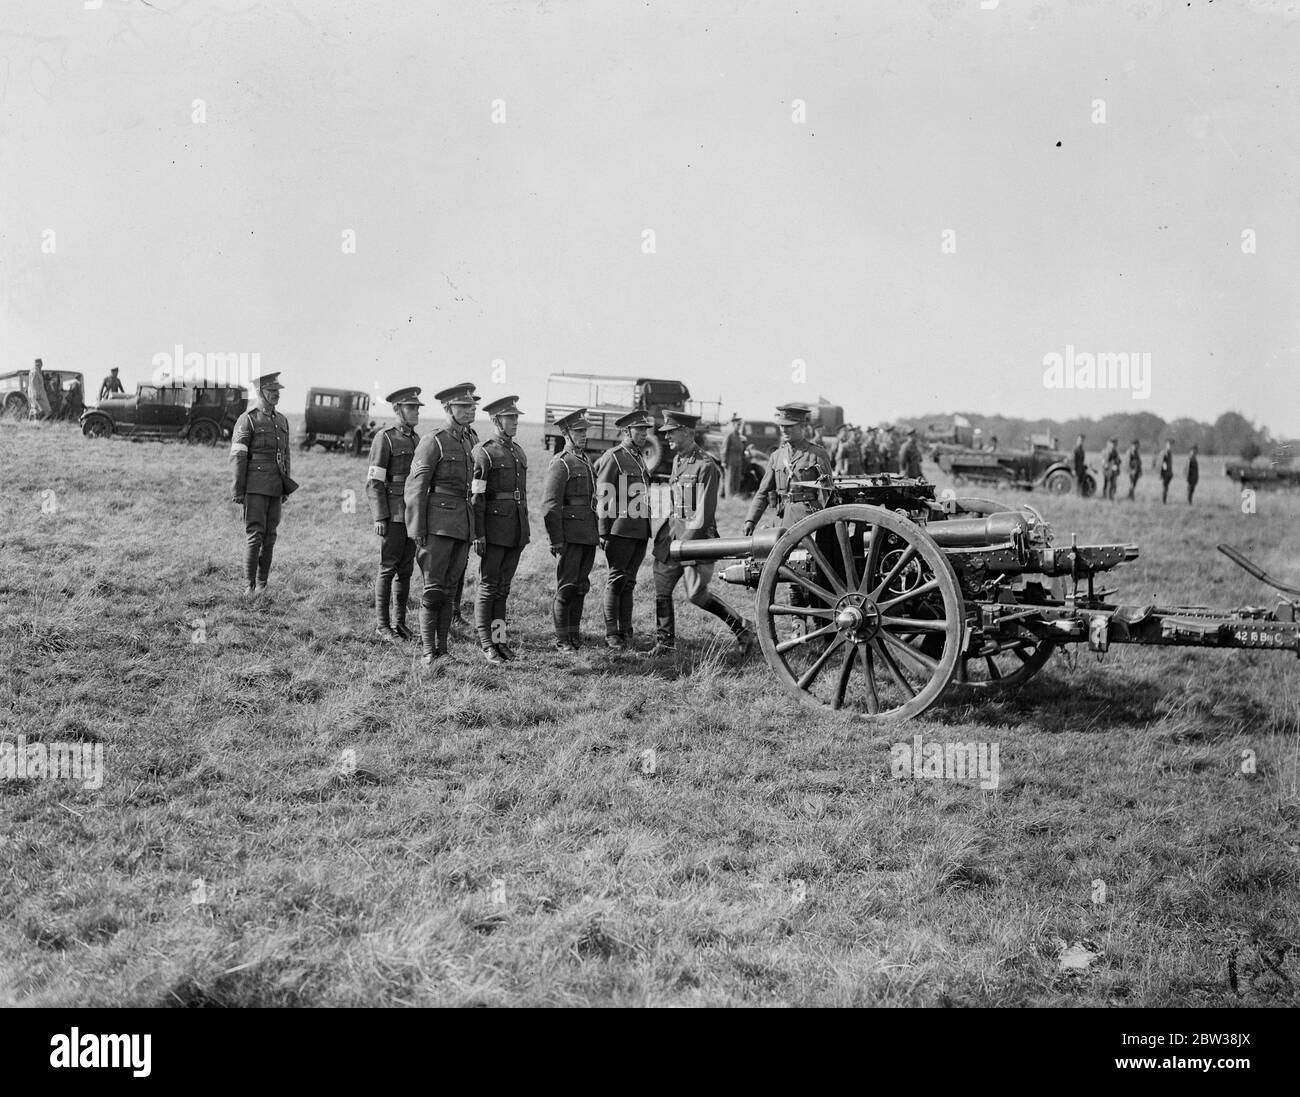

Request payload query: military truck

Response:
[1226,442,1300,490]
[937,432,1097,496]
[543,373,722,478]
[301,387,377,454]
[80,383,247,444]
[1,369,86,421]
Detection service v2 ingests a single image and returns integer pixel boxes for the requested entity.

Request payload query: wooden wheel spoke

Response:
[769,605,836,619]
[874,639,916,698]
[776,622,840,654]
[834,521,859,591]
[1011,645,1034,664]
[870,544,916,600]
[801,535,848,597]
[777,566,836,605]
[880,631,940,676]
[832,643,857,710]
[876,577,940,614]
[859,527,884,595]
[985,655,1002,680]
[859,643,880,714]
[796,634,849,690]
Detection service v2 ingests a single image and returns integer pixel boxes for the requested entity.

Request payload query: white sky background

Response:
[2,0,1297,433]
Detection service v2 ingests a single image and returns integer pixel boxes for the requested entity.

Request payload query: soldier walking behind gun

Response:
[230,372,297,597]
[1186,445,1200,504]
[723,415,747,499]
[471,395,530,665]
[1126,439,1142,500]
[650,411,756,656]
[1101,438,1121,502]
[898,428,924,478]
[542,409,600,653]
[1073,434,1088,497]
[596,410,654,650]
[1157,439,1175,504]
[99,366,125,402]
[743,403,833,535]
[367,387,422,640]
[404,382,479,665]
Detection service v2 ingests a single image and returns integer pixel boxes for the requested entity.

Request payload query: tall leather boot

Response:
[244,540,260,595]
[474,584,495,650]
[257,543,274,588]
[651,595,676,652]
[393,575,412,640]
[376,572,394,637]
[436,600,454,653]
[603,579,621,639]
[419,597,441,662]
[553,597,571,649]
[569,595,586,649]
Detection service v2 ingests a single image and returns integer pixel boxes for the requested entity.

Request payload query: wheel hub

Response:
[834,592,880,641]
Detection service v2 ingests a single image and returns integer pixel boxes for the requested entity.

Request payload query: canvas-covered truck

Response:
[543,373,722,478]
[80,383,247,444]
[301,387,376,454]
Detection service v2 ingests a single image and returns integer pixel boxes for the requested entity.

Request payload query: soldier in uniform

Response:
[62,378,84,422]
[1157,439,1175,504]
[230,372,297,596]
[1186,445,1200,504]
[542,409,599,652]
[405,382,480,664]
[1073,434,1089,497]
[596,410,654,650]
[99,366,124,402]
[1125,439,1142,501]
[723,415,747,499]
[1101,438,1122,501]
[471,395,530,664]
[650,411,755,656]
[898,428,924,478]
[742,404,833,536]
[366,387,423,640]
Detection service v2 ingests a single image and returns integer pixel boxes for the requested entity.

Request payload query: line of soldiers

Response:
[1077,434,1200,504]
[231,381,869,666]
[827,422,921,477]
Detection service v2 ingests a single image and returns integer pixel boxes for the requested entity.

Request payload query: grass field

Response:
[2,417,1298,1006]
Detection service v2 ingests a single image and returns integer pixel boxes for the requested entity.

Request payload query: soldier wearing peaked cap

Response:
[230,372,298,597]
[898,427,924,479]
[367,387,423,640]
[649,411,756,656]
[595,410,654,650]
[541,409,599,652]
[404,382,480,664]
[742,403,832,536]
[470,395,530,664]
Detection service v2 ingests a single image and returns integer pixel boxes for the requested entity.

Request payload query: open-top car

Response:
[81,383,247,444]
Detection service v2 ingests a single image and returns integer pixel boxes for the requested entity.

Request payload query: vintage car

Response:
[937,433,1097,496]
[301,387,376,454]
[1,369,86,421]
[80,383,247,444]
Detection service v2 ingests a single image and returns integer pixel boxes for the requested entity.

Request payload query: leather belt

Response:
[490,491,521,501]
[388,475,407,484]
[432,487,471,500]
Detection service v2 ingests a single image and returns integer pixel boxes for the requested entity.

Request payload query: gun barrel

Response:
[925,513,1030,548]
[669,529,784,563]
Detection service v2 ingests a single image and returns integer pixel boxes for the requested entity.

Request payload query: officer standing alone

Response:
[471,395,530,664]
[366,387,422,640]
[595,411,654,650]
[230,372,297,597]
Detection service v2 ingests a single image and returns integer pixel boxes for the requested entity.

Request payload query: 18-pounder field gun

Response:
[669,475,1299,721]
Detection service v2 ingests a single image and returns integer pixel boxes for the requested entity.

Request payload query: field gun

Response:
[669,475,1300,721]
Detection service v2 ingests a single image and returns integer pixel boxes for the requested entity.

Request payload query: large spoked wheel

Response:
[188,419,220,446]
[82,416,112,439]
[956,635,1056,691]
[755,504,964,721]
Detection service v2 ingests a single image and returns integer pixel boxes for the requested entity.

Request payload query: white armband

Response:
[367,465,386,482]
[230,442,249,455]
[471,478,488,495]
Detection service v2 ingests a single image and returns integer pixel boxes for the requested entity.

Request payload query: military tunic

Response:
[366,424,419,631]
[744,438,833,527]
[230,406,294,588]
[471,431,530,650]
[898,438,924,479]
[652,443,748,647]
[404,423,475,654]
[595,441,652,642]
[541,448,599,645]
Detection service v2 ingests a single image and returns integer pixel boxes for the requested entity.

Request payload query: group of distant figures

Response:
[1073,434,1200,504]
[20,357,125,423]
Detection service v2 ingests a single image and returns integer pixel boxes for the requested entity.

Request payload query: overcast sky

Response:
[2,0,1297,434]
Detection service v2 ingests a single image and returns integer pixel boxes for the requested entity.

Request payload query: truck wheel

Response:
[1081,473,1097,498]
[82,417,112,439]
[300,433,315,452]
[4,393,28,419]
[188,420,219,446]
[640,432,664,474]
[1044,470,1074,494]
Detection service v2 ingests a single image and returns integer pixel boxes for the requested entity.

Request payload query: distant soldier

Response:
[596,410,654,650]
[1126,440,1142,501]
[1073,435,1088,497]
[743,404,833,535]
[405,382,480,664]
[650,411,755,656]
[723,415,747,499]
[862,429,882,474]
[27,359,51,421]
[230,372,297,596]
[366,387,422,641]
[898,428,924,479]
[1157,439,1175,504]
[62,378,84,422]
[471,395,530,664]
[99,367,124,402]
[542,409,599,652]
[1101,438,1122,502]
[875,424,897,471]
[1186,445,1200,504]
[988,434,999,451]
[837,427,864,475]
